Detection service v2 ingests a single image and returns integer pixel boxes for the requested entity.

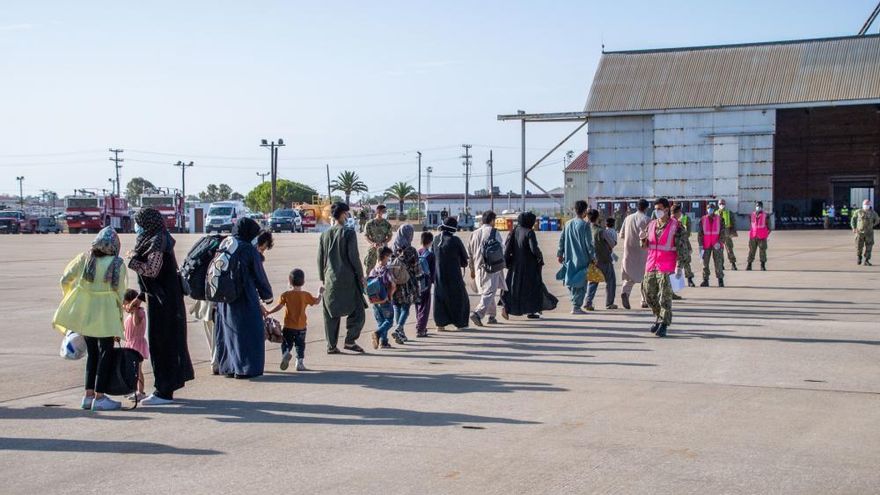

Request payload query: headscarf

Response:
[232,217,261,243]
[83,227,124,289]
[133,207,173,258]
[392,224,414,253]
[440,217,458,234]
[518,212,537,230]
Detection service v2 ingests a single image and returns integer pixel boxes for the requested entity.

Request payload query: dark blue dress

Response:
[215,241,273,377]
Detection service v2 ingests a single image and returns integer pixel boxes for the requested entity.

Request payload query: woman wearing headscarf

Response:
[500,212,558,319]
[213,217,273,378]
[54,227,128,411]
[389,223,420,343]
[432,217,471,330]
[128,208,194,405]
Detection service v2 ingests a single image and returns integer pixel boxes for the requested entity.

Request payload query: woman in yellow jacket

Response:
[53,227,128,411]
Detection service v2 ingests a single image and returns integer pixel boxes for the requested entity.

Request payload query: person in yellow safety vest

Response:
[717,199,738,271]
[841,205,850,224]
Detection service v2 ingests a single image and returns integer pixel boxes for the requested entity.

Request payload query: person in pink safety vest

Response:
[747,201,771,271]
[639,197,690,337]
[697,202,727,287]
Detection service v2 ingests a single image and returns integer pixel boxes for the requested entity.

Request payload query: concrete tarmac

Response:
[0,230,878,494]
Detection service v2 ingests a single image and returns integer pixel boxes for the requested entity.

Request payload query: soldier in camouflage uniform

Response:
[718,198,738,270]
[698,202,727,287]
[639,198,690,337]
[851,199,880,266]
[363,204,393,273]
[671,203,695,287]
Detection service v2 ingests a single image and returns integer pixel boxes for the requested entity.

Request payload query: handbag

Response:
[264,316,284,344]
[587,262,605,283]
[103,346,143,400]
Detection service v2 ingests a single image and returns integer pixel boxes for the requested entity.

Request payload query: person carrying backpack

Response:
[415,231,436,337]
[467,211,507,327]
[367,247,396,349]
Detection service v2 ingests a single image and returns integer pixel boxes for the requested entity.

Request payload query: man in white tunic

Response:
[619,199,650,309]
[468,211,507,326]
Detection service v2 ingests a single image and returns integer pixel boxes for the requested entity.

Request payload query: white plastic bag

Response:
[670,273,686,294]
[60,330,86,360]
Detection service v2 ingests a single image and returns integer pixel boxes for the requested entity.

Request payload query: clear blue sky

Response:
[1,0,877,200]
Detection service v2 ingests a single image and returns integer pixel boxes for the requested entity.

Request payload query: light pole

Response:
[174,161,194,231]
[260,139,285,212]
[417,151,422,224]
[426,166,433,224]
[16,176,24,210]
[256,171,270,183]
[108,178,116,196]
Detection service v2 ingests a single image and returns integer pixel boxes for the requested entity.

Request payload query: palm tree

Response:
[384,181,417,214]
[330,170,369,204]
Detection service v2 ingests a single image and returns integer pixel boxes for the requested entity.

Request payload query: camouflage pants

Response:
[747,238,768,264]
[702,247,724,280]
[680,244,694,279]
[856,233,874,261]
[363,245,383,274]
[723,235,737,264]
[642,270,673,325]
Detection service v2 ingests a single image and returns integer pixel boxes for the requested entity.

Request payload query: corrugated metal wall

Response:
[587,109,775,228]
[564,171,589,211]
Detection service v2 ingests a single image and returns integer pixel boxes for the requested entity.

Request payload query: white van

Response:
[205,201,246,233]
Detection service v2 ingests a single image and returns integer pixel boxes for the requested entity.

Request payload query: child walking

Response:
[368,247,396,349]
[415,231,436,337]
[264,269,323,372]
[122,289,149,401]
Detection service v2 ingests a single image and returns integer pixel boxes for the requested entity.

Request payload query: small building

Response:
[563,151,589,212]
[583,34,880,228]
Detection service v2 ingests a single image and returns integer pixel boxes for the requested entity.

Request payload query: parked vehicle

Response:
[457,213,476,231]
[0,210,34,234]
[65,194,132,234]
[270,209,303,233]
[298,207,317,231]
[140,193,184,232]
[248,212,268,229]
[35,216,62,234]
[204,201,246,234]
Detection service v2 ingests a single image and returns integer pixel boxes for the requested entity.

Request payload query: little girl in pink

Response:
[123,289,149,401]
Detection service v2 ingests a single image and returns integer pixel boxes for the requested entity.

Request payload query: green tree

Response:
[330,170,368,204]
[245,179,318,213]
[229,192,244,201]
[125,177,157,205]
[384,181,417,214]
[198,183,240,202]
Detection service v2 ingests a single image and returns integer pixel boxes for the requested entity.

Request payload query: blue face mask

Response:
[707,209,715,215]
[134,223,144,235]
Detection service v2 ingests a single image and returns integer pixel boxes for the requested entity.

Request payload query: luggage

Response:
[264,317,284,343]
[180,234,226,300]
[366,276,388,304]
[103,346,143,397]
[481,228,505,273]
[387,256,411,285]
[205,237,243,303]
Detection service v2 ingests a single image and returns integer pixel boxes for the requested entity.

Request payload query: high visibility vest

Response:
[750,211,770,240]
[702,215,721,250]
[680,215,689,229]
[841,207,850,217]
[645,218,679,274]
[822,208,828,217]
[719,208,733,228]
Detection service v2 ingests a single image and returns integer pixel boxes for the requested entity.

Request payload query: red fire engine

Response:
[65,193,132,234]
[140,193,185,232]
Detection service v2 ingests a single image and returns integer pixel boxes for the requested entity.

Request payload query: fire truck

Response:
[140,193,184,232]
[65,193,132,234]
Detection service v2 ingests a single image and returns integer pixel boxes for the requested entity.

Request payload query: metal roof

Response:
[585,34,880,113]
[564,151,588,172]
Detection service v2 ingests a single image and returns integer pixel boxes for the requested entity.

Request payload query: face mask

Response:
[864,205,872,211]
[707,209,715,215]
[719,204,726,210]
[756,206,763,212]
[251,237,260,247]
[134,223,144,235]
[655,209,666,219]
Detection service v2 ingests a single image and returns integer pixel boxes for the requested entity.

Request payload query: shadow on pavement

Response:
[0,437,222,455]
[0,406,150,422]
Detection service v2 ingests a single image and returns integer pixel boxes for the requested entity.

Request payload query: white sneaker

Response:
[127,392,147,402]
[571,308,586,315]
[280,351,292,371]
[81,396,94,410]
[141,394,174,406]
[91,396,121,411]
[295,358,307,372]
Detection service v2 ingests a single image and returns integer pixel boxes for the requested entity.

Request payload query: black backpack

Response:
[104,347,143,399]
[205,237,244,304]
[180,234,226,300]
[481,228,505,273]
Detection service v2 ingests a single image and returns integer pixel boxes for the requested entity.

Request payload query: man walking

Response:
[747,201,771,271]
[468,211,507,326]
[619,199,650,309]
[557,200,595,315]
[718,198,738,270]
[671,204,695,287]
[318,202,366,353]
[586,209,617,310]
[640,198,689,337]
[698,202,726,287]
[363,204,393,273]
[852,199,880,266]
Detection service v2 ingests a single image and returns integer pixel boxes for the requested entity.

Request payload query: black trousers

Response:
[282,328,307,359]
[84,336,114,394]
[323,303,366,349]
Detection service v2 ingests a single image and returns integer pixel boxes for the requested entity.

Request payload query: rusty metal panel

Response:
[586,35,880,113]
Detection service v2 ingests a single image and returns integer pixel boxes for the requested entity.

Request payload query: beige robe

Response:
[619,210,649,283]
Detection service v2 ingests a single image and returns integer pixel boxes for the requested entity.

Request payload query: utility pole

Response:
[109,148,124,196]
[417,151,422,224]
[16,176,24,210]
[461,144,472,216]
[488,150,494,212]
[256,171,270,183]
[260,139,285,212]
[326,164,332,203]
[174,161,194,231]
[108,178,116,196]
[520,116,526,212]
[426,166,433,224]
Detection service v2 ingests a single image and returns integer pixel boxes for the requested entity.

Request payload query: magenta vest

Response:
[750,212,769,240]
[645,218,679,274]
[702,215,721,249]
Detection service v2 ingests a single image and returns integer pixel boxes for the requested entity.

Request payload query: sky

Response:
[1,0,877,202]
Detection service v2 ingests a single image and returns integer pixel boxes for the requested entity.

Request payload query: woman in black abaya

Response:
[500,212,558,319]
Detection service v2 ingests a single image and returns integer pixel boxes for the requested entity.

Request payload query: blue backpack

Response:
[417,250,432,294]
[366,276,388,304]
